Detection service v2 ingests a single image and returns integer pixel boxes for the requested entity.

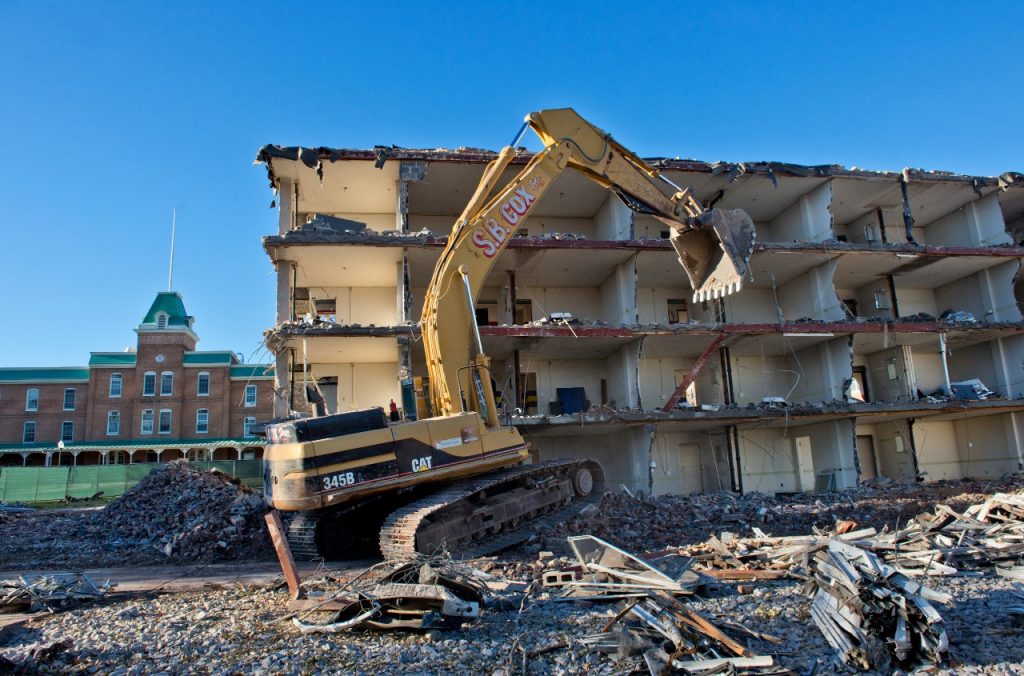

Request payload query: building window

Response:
[196,408,209,434]
[107,411,120,435]
[63,388,77,411]
[141,409,154,434]
[244,384,257,407]
[109,373,123,398]
[61,421,74,442]
[244,416,256,437]
[197,372,210,396]
[25,388,39,412]
[158,409,172,434]
[160,372,174,396]
[143,372,156,396]
[157,313,168,329]
[22,421,36,443]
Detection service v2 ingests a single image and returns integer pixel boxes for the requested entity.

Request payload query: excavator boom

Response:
[422,108,756,420]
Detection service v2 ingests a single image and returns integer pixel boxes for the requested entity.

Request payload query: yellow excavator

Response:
[263,109,756,559]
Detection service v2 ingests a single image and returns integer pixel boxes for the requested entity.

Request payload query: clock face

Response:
[155,354,165,364]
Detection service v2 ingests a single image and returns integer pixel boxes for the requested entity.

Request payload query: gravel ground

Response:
[2,477,1023,673]
[2,569,1023,674]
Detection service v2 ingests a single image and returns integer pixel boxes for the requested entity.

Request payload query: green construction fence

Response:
[0,460,263,504]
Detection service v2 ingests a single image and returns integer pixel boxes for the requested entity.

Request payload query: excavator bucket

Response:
[668,208,756,302]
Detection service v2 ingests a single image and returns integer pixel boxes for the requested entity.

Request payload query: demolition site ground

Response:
[1,462,1023,675]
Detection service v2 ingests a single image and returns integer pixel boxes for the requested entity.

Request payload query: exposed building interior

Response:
[257,145,1024,495]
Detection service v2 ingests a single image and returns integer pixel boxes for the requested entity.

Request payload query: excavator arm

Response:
[421,108,756,425]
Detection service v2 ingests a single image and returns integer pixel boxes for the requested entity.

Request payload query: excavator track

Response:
[285,513,322,560]
[379,459,605,560]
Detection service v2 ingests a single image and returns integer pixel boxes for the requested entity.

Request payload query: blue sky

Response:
[1,2,1022,366]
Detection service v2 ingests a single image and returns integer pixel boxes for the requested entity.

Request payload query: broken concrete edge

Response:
[263,319,1024,342]
[254,144,1023,192]
[263,230,1024,259]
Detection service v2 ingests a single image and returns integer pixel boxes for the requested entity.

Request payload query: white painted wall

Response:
[730,355,798,404]
[872,420,917,480]
[516,286,602,322]
[637,286,693,324]
[789,340,851,402]
[720,288,781,324]
[923,194,1010,247]
[910,350,946,396]
[953,413,1021,479]
[777,260,845,321]
[600,260,637,325]
[593,195,632,240]
[316,362,400,413]
[764,182,833,243]
[893,287,939,317]
[309,286,398,325]
[650,431,731,494]
[912,420,962,481]
[736,428,800,494]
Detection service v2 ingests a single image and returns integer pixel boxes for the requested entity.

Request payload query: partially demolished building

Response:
[257,144,1024,495]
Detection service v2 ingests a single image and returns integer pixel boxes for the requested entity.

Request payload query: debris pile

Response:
[549,536,783,673]
[292,555,486,633]
[552,477,1024,555]
[0,572,111,613]
[805,540,949,670]
[90,461,270,561]
[582,590,785,674]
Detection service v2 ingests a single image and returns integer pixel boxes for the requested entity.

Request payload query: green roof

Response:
[184,352,236,366]
[140,291,193,329]
[0,367,90,383]
[89,353,138,366]
[230,365,275,379]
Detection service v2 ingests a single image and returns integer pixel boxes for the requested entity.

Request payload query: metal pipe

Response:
[459,267,484,356]
[938,333,952,394]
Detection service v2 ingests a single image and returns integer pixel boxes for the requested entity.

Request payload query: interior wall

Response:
[637,286,694,324]
[650,430,731,495]
[777,260,844,321]
[864,346,916,402]
[911,350,946,396]
[593,195,632,240]
[639,358,693,411]
[607,342,640,409]
[528,359,606,414]
[517,286,602,322]
[923,193,1010,247]
[789,340,851,402]
[894,287,939,317]
[912,420,962,481]
[730,355,797,404]
[953,413,1021,478]
[872,420,917,480]
[947,342,1000,393]
[736,428,800,494]
[313,362,400,413]
[801,420,858,489]
[721,288,781,324]
[764,182,832,243]
[600,260,637,325]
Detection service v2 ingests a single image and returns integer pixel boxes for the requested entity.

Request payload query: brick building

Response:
[0,292,274,466]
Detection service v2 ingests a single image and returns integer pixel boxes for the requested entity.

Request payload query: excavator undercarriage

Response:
[285,459,605,560]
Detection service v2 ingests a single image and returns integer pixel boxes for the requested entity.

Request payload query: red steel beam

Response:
[661,334,728,412]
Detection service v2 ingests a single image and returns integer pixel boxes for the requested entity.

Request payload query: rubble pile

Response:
[552,477,1024,554]
[91,461,270,561]
[805,540,949,670]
